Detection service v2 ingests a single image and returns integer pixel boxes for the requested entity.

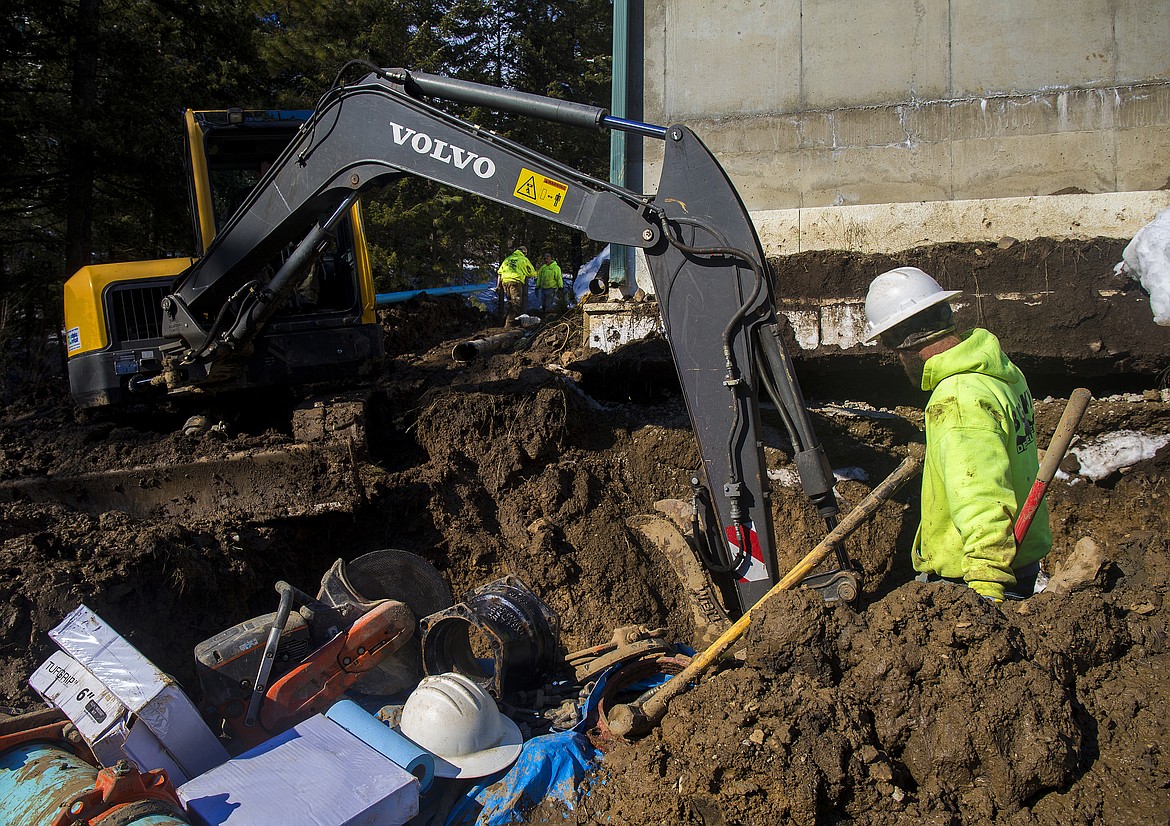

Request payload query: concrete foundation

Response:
[604,236,1168,386]
[640,2,1170,211]
[753,191,1170,256]
[582,300,663,353]
[609,3,1170,381]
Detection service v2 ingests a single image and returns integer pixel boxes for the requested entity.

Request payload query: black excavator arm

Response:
[160,67,852,614]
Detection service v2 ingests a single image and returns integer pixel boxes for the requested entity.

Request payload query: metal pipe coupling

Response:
[419,576,560,697]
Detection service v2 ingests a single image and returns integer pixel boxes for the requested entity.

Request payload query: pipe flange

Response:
[419,576,559,697]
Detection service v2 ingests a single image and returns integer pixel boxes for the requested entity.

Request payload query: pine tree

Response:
[0,0,614,386]
[0,0,262,398]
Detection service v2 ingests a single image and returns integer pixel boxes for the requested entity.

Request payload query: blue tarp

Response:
[470,729,601,825]
[443,652,686,826]
[443,673,611,826]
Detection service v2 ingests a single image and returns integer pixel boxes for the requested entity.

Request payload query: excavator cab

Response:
[63,108,382,408]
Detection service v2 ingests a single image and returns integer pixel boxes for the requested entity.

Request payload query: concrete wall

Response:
[755,191,1170,256]
[621,3,1170,375]
[639,1,1170,218]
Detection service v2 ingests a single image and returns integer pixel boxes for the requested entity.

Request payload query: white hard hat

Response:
[863,267,961,342]
[398,672,523,778]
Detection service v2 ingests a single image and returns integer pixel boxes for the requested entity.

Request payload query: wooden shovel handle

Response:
[609,452,924,737]
[1015,388,1092,546]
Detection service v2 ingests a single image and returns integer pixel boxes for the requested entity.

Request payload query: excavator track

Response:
[0,392,377,521]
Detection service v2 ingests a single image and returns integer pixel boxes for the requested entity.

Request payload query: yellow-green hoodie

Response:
[536,260,562,289]
[912,328,1052,600]
[498,249,535,284]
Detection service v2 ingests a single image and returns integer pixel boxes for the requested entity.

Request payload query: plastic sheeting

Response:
[468,729,601,825]
[442,662,679,825]
[1116,207,1170,326]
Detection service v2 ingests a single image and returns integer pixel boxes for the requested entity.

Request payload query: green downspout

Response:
[609,0,629,288]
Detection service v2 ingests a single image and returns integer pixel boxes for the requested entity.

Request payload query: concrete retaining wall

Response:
[754,191,1170,256]
[640,1,1170,212]
[621,2,1170,378]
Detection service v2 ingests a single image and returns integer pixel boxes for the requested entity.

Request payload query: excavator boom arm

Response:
[162,70,659,352]
[161,67,841,613]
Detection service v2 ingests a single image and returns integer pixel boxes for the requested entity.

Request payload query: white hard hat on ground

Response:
[398,672,523,778]
[863,267,961,343]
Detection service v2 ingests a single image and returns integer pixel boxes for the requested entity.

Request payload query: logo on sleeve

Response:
[1010,393,1036,454]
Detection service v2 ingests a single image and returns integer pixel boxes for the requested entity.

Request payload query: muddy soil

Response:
[1,258,1169,824]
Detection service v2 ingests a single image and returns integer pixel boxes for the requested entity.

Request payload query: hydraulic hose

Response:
[757,323,847,566]
[662,222,766,535]
[757,323,839,524]
[757,353,803,452]
[689,476,746,574]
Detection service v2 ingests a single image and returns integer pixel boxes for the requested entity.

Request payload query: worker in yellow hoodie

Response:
[863,267,1052,602]
[535,252,563,315]
[497,246,536,328]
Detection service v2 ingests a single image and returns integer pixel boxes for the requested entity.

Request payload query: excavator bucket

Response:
[627,501,732,648]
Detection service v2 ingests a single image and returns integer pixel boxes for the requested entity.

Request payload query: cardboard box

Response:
[178,714,419,825]
[30,650,123,744]
[29,604,228,784]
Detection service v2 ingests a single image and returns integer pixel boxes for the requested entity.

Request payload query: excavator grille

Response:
[110,283,167,345]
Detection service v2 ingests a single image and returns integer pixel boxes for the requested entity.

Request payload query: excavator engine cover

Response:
[419,576,559,698]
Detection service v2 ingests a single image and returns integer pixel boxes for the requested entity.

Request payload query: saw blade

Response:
[335,549,454,698]
[342,549,454,619]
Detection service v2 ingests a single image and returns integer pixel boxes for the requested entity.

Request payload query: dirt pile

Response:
[1,291,1168,824]
[579,401,1170,826]
[594,563,1166,824]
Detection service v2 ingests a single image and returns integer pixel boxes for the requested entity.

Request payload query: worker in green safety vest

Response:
[535,253,563,315]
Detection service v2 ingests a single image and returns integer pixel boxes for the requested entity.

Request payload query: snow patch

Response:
[1116,207,1170,326]
[767,467,801,486]
[767,466,870,486]
[833,466,870,482]
[1067,430,1170,481]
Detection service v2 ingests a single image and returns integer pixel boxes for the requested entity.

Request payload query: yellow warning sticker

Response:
[513,168,568,214]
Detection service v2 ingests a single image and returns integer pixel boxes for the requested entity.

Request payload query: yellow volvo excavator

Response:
[0,109,386,521]
[64,108,383,408]
[45,66,857,610]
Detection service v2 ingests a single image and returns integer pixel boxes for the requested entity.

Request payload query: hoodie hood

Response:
[921,328,1023,392]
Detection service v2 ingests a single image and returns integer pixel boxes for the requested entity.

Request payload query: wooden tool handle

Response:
[610,452,924,737]
[1015,388,1092,546]
[1037,388,1092,485]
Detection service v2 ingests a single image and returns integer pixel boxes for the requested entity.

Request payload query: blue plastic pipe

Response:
[375,282,493,306]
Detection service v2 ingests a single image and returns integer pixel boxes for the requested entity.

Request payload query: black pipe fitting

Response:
[419,576,560,698]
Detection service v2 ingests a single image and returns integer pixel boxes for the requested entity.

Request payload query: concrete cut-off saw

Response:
[194,549,453,752]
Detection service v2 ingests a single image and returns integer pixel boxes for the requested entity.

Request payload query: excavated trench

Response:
[580,237,1170,410]
[2,237,1169,825]
[574,337,1163,412]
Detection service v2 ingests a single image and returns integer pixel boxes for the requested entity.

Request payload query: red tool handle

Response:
[1014,388,1092,545]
